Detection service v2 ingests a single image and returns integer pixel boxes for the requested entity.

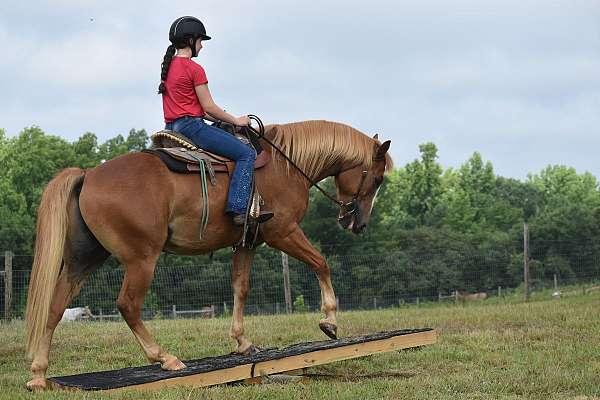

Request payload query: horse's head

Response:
[335,137,391,234]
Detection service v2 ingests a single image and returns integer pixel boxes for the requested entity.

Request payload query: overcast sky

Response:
[1,0,599,180]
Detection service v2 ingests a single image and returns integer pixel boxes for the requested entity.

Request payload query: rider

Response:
[159,16,272,226]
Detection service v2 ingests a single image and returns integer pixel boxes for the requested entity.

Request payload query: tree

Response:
[98,128,149,161]
[443,152,496,232]
[403,142,443,225]
[2,127,76,215]
[72,132,101,169]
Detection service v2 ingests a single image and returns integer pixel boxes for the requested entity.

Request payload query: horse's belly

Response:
[164,173,242,254]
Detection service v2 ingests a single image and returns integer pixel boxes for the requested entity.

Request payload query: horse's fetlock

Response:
[30,361,48,374]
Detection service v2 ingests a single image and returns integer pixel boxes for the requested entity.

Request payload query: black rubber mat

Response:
[49,328,432,390]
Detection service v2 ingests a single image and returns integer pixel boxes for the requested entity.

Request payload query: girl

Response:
[159,16,271,226]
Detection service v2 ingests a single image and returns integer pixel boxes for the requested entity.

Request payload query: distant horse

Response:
[60,306,93,322]
[456,291,488,301]
[25,120,392,390]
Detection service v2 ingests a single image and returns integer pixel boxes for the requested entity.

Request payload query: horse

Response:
[24,119,392,390]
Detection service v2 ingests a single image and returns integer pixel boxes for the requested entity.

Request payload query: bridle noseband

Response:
[245,115,371,222]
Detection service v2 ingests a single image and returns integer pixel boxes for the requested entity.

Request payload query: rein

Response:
[246,115,368,220]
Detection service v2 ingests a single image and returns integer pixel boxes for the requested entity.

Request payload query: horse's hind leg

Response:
[117,256,185,370]
[27,268,87,390]
[27,188,109,390]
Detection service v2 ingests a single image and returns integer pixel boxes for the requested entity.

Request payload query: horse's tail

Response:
[26,168,85,359]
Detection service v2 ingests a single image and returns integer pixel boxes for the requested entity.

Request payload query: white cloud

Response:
[0,0,599,179]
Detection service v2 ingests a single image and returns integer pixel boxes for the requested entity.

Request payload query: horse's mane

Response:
[267,120,393,179]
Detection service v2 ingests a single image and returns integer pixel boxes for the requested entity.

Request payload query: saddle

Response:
[145,127,269,249]
[147,129,270,176]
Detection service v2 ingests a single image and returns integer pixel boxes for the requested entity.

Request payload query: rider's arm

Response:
[195,84,248,126]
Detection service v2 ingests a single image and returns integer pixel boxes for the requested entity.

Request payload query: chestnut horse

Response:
[24,120,392,389]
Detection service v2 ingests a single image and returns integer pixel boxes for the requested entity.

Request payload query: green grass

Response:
[1,292,600,399]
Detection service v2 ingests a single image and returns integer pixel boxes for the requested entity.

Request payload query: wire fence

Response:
[2,245,599,321]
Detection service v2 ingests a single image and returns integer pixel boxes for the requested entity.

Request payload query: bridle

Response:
[246,115,369,222]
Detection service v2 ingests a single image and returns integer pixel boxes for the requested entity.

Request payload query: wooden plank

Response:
[49,329,436,392]
[252,329,436,378]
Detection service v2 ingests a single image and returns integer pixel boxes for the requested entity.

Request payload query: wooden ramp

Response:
[49,328,436,392]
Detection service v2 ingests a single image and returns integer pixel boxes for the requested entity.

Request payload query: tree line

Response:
[1,126,599,314]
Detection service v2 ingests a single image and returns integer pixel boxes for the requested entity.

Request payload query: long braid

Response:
[158,44,176,94]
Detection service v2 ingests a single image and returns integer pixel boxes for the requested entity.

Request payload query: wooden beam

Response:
[49,329,436,392]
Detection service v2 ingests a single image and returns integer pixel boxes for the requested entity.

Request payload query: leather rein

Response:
[246,115,368,221]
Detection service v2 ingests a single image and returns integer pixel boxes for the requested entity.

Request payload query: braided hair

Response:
[158,44,176,94]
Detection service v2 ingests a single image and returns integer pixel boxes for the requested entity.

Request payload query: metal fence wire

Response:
[2,246,599,320]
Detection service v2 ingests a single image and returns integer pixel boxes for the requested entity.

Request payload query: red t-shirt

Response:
[162,57,208,122]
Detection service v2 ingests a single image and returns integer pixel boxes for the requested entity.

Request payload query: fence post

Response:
[4,251,13,321]
[281,252,292,314]
[523,222,530,301]
[498,286,501,297]
[172,305,176,319]
[553,274,558,291]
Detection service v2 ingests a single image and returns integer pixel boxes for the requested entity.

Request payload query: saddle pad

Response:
[142,149,215,174]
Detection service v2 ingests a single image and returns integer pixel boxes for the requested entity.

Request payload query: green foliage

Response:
[403,142,443,225]
[1,123,599,314]
[293,294,309,313]
[0,126,148,257]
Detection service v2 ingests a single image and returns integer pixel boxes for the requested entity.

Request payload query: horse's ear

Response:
[372,133,379,140]
[375,140,391,159]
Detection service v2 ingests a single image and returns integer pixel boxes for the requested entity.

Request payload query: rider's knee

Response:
[241,147,256,161]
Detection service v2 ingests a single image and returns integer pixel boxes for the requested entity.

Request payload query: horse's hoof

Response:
[233,344,262,355]
[319,322,338,340]
[26,377,48,391]
[161,357,186,371]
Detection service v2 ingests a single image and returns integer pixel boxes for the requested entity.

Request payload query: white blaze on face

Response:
[368,185,382,215]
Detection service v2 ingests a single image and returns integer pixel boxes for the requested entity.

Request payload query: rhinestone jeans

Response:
[165,116,256,215]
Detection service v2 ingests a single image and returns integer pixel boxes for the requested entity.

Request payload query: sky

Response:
[1,0,599,180]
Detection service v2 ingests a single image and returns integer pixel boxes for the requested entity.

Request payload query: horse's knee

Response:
[311,258,330,276]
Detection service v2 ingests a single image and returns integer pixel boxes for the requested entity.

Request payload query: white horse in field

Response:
[456,291,488,301]
[61,306,93,322]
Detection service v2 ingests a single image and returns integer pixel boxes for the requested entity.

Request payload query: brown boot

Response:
[257,211,274,223]
[232,214,246,226]
[232,211,274,226]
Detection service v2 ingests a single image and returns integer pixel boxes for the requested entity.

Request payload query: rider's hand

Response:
[235,115,250,127]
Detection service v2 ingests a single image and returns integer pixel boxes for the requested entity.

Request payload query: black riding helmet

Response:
[169,16,211,57]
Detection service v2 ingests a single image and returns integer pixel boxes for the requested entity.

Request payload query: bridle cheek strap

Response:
[337,170,368,221]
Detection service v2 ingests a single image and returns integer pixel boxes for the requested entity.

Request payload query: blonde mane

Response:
[267,120,393,179]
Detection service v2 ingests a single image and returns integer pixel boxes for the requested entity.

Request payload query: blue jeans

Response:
[165,116,256,215]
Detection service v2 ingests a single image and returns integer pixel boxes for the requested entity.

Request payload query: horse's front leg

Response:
[266,225,338,339]
[230,247,257,354]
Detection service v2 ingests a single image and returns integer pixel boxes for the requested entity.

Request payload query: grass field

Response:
[1,290,599,399]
